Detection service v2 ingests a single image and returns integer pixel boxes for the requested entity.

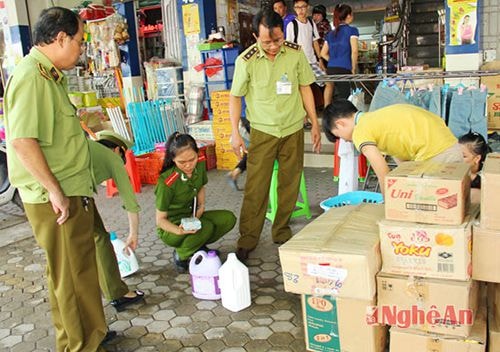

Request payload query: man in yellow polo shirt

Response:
[4,7,107,351]
[322,100,463,194]
[230,9,321,261]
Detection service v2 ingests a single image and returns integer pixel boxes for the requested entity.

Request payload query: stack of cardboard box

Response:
[378,161,487,351]
[210,90,239,170]
[279,204,388,352]
[472,153,500,352]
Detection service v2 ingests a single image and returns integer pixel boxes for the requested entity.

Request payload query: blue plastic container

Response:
[320,191,384,211]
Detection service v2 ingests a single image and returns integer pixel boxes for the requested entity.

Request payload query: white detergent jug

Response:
[110,231,139,278]
[189,250,222,300]
[218,253,251,312]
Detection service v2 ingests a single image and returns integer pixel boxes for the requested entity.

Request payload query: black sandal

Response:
[110,290,145,312]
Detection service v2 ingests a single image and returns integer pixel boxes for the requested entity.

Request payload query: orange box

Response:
[210,90,230,101]
[384,161,470,225]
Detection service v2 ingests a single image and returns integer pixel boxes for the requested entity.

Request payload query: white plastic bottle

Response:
[110,231,139,278]
[218,253,251,312]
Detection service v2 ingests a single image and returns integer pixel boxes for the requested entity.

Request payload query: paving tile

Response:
[180,333,206,347]
[0,335,22,348]
[124,326,148,339]
[269,321,296,333]
[246,326,273,340]
[170,316,193,327]
[131,316,154,327]
[146,321,170,333]
[203,327,227,339]
[152,309,176,321]
[222,331,250,346]
[271,309,295,321]
[244,339,272,352]
[267,332,294,346]
[163,327,189,339]
[140,332,165,345]
[186,321,210,334]
[207,316,232,327]
[10,341,36,352]
[199,339,226,352]
[196,301,218,310]
[254,296,275,305]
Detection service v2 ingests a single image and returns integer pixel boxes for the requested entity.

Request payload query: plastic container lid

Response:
[110,231,117,240]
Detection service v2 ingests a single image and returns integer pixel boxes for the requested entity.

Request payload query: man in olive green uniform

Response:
[4,8,107,351]
[230,10,322,261]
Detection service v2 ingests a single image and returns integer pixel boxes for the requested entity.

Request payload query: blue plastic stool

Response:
[319,191,383,212]
[266,161,311,222]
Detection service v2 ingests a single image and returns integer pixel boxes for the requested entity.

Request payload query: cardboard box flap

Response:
[280,204,383,255]
[482,153,500,175]
[387,161,470,180]
[379,203,479,229]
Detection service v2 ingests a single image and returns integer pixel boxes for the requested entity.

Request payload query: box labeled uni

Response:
[384,161,470,225]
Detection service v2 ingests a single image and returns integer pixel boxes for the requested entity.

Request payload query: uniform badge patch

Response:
[164,172,180,187]
[37,63,51,81]
[243,46,258,61]
[283,41,301,51]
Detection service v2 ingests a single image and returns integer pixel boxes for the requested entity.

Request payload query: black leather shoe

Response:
[101,330,117,345]
[173,250,189,272]
[110,290,145,312]
[236,247,252,262]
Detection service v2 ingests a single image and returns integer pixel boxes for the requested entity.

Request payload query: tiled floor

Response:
[0,167,338,351]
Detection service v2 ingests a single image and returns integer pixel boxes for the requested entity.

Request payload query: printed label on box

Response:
[304,295,341,352]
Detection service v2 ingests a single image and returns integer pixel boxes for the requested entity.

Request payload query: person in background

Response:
[229,10,321,262]
[287,0,325,128]
[321,4,359,105]
[273,0,295,39]
[460,14,474,45]
[312,4,330,64]
[155,133,236,272]
[90,131,145,311]
[323,100,463,195]
[459,132,491,203]
[4,7,108,350]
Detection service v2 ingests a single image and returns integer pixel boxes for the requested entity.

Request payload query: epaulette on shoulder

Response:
[164,171,180,187]
[283,41,301,51]
[37,63,52,81]
[242,45,258,61]
[198,154,206,162]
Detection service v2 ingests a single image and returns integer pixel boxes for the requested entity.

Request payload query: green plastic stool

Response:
[266,160,312,222]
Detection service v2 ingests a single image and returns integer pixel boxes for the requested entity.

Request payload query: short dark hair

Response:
[313,4,327,18]
[253,10,284,36]
[160,132,199,172]
[293,0,309,4]
[273,0,287,7]
[322,99,358,143]
[33,7,81,46]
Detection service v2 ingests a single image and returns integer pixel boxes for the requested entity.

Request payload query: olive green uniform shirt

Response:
[230,42,315,138]
[88,140,140,213]
[155,159,208,221]
[4,47,93,203]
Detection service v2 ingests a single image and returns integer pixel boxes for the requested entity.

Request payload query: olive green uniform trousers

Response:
[93,207,129,301]
[237,128,304,249]
[158,210,236,260]
[24,197,107,352]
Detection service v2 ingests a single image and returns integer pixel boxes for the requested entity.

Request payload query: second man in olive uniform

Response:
[229,10,321,261]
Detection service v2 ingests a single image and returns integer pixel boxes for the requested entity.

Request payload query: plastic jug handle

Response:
[189,250,207,270]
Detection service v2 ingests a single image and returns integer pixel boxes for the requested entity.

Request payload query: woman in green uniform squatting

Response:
[155,133,237,272]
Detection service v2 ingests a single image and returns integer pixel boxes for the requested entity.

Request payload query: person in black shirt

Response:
[459,132,491,203]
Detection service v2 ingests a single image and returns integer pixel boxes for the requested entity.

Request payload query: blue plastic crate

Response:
[320,191,384,211]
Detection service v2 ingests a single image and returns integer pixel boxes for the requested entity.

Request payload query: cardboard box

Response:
[480,61,500,130]
[480,153,500,230]
[389,306,486,352]
[487,283,500,324]
[377,273,479,337]
[210,90,230,101]
[302,295,386,352]
[472,225,500,283]
[385,161,470,225]
[489,312,500,352]
[187,121,214,141]
[378,206,478,281]
[279,204,383,300]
